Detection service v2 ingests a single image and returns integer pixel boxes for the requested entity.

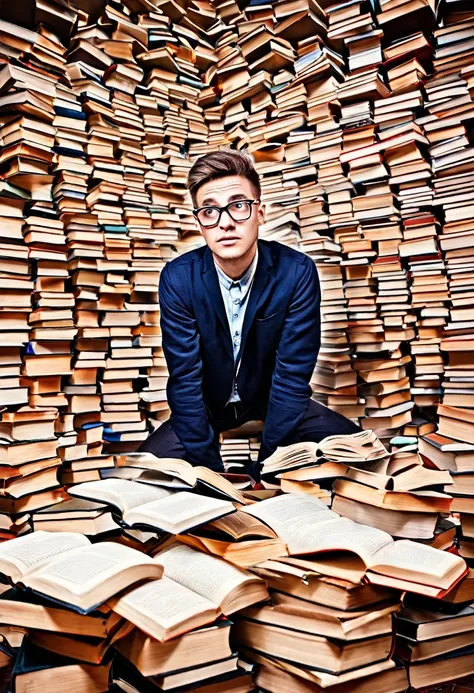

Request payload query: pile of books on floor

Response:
[0,531,266,693]
[0,431,473,692]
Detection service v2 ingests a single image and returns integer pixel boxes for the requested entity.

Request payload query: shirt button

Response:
[233,313,238,318]
[233,298,240,304]
[235,330,240,336]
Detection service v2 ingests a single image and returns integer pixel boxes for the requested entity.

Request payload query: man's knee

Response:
[296,399,361,442]
[137,420,186,458]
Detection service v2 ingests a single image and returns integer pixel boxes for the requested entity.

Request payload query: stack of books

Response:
[234,491,469,689]
[0,408,66,527]
[395,597,474,690]
[264,433,457,543]
[0,431,473,690]
[0,531,266,693]
[0,0,474,518]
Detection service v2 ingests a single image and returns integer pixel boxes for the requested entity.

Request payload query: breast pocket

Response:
[256,309,286,325]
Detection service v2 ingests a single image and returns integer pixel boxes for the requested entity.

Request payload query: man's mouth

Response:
[218,237,239,244]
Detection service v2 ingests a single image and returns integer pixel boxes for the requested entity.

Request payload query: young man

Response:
[139,150,359,480]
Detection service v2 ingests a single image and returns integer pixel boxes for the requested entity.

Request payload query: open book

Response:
[243,495,466,594]
[0,531,163,613]
[179,511,287,568]
[153,543,268,615]
[117,454,247,504]
[109,575,219,642]
[68,478,236,534]
[262,430,389,475]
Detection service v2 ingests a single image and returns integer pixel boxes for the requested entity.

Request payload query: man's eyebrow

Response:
[228,193,249,202]
[200,193,249,206]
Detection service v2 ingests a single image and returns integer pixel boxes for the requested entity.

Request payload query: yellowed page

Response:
[25,543,162,611]
[111,575,218,640]
[155,543,258,609]
[369,539,466,586]
[123,492,234,532]
[0,531,90,582]
[68,478,173,514]
[242,494,342,548]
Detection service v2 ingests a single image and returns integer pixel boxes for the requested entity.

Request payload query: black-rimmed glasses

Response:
[193,199,260,228]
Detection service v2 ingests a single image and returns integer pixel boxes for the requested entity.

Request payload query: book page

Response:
[68,478,173,515]
[195,466,246,504]
[242,495,340,543]
[263,442,319,470]
[206,511,277,540]
[321,430,388,461]
[369,539,465,581]
[0,531,90,581]
[112,575,218,632]
[154,543,257,608]
[26,542,160,604]
[287,521,393,563]
[124,492,233,531]
[122,454,196,485]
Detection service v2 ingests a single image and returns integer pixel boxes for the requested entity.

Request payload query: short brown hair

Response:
[187,149,261,204]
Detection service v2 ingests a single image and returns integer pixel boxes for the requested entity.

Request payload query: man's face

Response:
[194,175,264,263]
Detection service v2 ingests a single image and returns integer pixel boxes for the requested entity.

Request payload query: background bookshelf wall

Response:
[0,0,473,511]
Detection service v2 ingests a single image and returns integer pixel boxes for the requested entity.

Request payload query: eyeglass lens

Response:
[197,201,253,227]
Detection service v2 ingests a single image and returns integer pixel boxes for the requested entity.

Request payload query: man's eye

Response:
[233,202,245,209]
[203,208,215,216]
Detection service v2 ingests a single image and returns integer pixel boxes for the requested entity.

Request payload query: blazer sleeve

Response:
[159,264,224,471]
[259,258,321,462]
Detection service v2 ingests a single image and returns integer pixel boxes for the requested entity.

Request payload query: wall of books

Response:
[0,0,473,508]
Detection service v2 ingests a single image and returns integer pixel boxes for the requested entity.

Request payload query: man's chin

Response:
[213,246,245,261]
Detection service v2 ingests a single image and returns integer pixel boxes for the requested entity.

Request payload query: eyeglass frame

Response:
[192,198,261,228]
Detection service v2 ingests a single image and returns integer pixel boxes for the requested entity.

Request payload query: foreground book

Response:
[11,640,111,693]
[112,652,253,693]
[0,531,163,612]
[234,616,393,674]
[109,575,220,641]
[68,478,236,534]
[254,659,408,692]
[243,494,467,594]
[153,543,269,615]
[115,621,233,677]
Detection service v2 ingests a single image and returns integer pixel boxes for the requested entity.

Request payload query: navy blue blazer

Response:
[159,239,321,471]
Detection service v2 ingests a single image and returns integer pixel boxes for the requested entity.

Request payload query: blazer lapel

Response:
[238,240,276,360]
[201,246,233,349]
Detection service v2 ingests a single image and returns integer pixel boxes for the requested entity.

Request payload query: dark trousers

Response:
[138,399,360,480]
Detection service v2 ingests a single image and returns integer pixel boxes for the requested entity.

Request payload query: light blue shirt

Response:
[214,249,259,404]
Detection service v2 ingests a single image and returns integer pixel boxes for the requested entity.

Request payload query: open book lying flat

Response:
[262,430,389,476]
[0,531,163,613]
[68,478,236,534]
[243,494,467,594]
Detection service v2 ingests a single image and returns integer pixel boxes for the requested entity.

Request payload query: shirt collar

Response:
[214,247,259,291]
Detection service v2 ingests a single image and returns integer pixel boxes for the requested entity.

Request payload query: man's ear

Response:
[257,202,265,225]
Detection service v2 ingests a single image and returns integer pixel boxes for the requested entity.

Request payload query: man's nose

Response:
[219,208,235,230]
